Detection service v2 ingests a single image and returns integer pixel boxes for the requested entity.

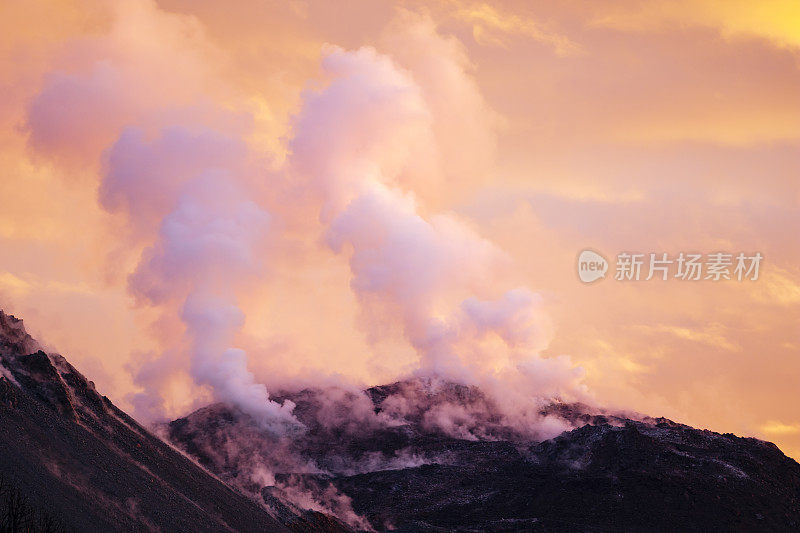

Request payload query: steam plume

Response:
[289,41,584,400]
[23,4,586,427]
[104,129,298,430]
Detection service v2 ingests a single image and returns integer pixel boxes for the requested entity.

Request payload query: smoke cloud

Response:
[289,38,584,398]
[104,127,299,431]
[23,3,586,431]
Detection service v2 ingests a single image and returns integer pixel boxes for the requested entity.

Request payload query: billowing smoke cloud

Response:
[20,0,300,429]
[23,2,586,432]
[20,0,297,425]
[103,127,299,431]
[289,38,585,401]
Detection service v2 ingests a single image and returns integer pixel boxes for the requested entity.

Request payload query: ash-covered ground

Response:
[169,377,800,532]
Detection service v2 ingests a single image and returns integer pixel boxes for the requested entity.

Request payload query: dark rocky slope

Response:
[0,310,290,532]
[170,379,800,532]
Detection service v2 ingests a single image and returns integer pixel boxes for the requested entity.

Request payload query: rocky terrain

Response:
[0,310,290,532]
[170,380,800,532]
[2,308,799,532]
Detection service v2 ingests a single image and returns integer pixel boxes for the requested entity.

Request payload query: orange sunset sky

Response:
[1,0,799,458]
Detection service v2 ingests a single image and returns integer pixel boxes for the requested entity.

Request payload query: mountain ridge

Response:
[2,309,799,532]
[0,309,291,532]
[170,378,800,532]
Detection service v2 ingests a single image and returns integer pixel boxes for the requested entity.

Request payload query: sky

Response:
[0,0,798,457]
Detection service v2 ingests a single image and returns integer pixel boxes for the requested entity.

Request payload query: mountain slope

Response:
[4,307,799,532]
[169,379,800,532]
[0,310,290,532]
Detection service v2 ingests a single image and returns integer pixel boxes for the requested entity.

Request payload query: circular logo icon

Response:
[577,250,608,283]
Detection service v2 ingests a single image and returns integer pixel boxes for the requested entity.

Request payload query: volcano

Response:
[169,379,800,531]
[1,309,799,532]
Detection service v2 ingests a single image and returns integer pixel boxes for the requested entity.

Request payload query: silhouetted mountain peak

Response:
[0,309,291,532]
[0,310,39,358]
[0,312,110,423]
